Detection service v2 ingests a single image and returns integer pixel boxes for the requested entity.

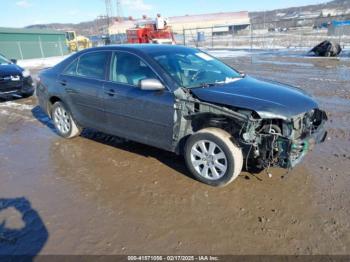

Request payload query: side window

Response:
[76,52,108,80]
[63,59,78,76]
[110,52,158,86]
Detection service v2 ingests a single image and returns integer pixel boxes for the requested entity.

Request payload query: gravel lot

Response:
[0,50,350,256]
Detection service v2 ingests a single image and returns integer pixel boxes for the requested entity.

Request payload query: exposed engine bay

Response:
[238,108,328,169]
[173,93,328,171]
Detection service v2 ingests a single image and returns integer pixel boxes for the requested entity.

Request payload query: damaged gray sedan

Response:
[36,45,327,187]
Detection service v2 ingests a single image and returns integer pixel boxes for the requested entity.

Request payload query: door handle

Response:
[60,80,67,86]
[105,89,117,97]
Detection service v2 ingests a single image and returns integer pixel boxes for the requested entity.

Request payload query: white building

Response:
[168,11,250,34]
[109,11,251,35]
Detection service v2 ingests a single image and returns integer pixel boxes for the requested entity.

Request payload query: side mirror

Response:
[10,59,17,64]
[239,71,246,77]
[140,79,165,91]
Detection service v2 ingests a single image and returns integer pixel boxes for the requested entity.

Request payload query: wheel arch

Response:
[46,96,62,118]
[47,96,76,123]
[175,113,244,155]
[49,96,61,105]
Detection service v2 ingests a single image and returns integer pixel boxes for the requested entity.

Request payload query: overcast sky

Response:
[1,0,328,27]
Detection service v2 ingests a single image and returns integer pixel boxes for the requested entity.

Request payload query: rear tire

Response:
[184,128,243,187]
[51,101,81,138]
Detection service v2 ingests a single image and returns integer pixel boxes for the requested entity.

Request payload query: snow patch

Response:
[17,55,70,69]
[207,50,252,58]
[0,101,34,111]
[0,109,10,116]
[0,105,35,122]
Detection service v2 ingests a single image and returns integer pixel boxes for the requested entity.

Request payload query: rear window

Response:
[74,52,109,80]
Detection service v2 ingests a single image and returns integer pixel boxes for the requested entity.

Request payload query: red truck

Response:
[126,19,175,45]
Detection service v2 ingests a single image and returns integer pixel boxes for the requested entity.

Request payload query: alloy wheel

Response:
[53,105,71,135]
[190,140,228,180]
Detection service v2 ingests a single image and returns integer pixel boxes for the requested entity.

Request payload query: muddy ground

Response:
[0,51,349,256]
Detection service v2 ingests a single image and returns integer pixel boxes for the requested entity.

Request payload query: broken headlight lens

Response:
[22,69,31,78]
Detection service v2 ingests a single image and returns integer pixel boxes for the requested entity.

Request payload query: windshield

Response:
[151,49,242,88]
[0,54,11,65]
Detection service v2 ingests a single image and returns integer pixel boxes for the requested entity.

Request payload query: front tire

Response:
[51,101,81,138]
[185,128,243,187]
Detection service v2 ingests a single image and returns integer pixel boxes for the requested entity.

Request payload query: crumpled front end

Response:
[241,108,328,169]
[173,91,327,171]
[280,109,327,168]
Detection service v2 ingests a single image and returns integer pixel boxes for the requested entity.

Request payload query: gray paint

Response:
[36,45,327,169]
[190,76,318,119]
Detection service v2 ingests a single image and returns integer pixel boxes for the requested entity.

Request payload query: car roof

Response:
[83,44,198,55]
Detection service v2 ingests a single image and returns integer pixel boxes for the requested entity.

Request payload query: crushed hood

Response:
[190,76,318,119]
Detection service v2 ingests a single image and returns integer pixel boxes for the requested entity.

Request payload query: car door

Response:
[59,51,110,131]
[103,51,175,151]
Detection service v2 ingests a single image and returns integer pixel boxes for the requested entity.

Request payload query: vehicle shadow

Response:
[0,197,48,261]
[31,106,194,181]
[82,128,194,180]
[31,106,56,131]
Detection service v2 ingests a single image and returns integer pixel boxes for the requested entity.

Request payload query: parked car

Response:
[0,53,34,97]
[36,45,327,187]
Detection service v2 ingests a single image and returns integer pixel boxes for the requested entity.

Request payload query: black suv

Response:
[0,53,34,97]
[36,45,327,187]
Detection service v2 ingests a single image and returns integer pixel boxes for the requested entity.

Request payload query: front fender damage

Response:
[173,91,328,171]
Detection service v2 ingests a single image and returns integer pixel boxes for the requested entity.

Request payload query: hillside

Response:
[25,17,111,36]
[250,0,350,23]
[25,0,350,35]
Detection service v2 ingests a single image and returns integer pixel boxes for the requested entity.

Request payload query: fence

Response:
[89,34,128,47]
[0,40,69,60]
[181,22,350,50]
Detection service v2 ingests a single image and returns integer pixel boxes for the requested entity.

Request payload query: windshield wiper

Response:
[190,76,244,89]
[197,82,221,88]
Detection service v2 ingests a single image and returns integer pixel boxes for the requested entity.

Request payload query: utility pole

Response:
[105,0,112,34]
[105,0,115,44]
[116,0,124,21]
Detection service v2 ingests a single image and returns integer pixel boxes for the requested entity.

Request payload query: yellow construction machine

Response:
[65,31,92,52]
